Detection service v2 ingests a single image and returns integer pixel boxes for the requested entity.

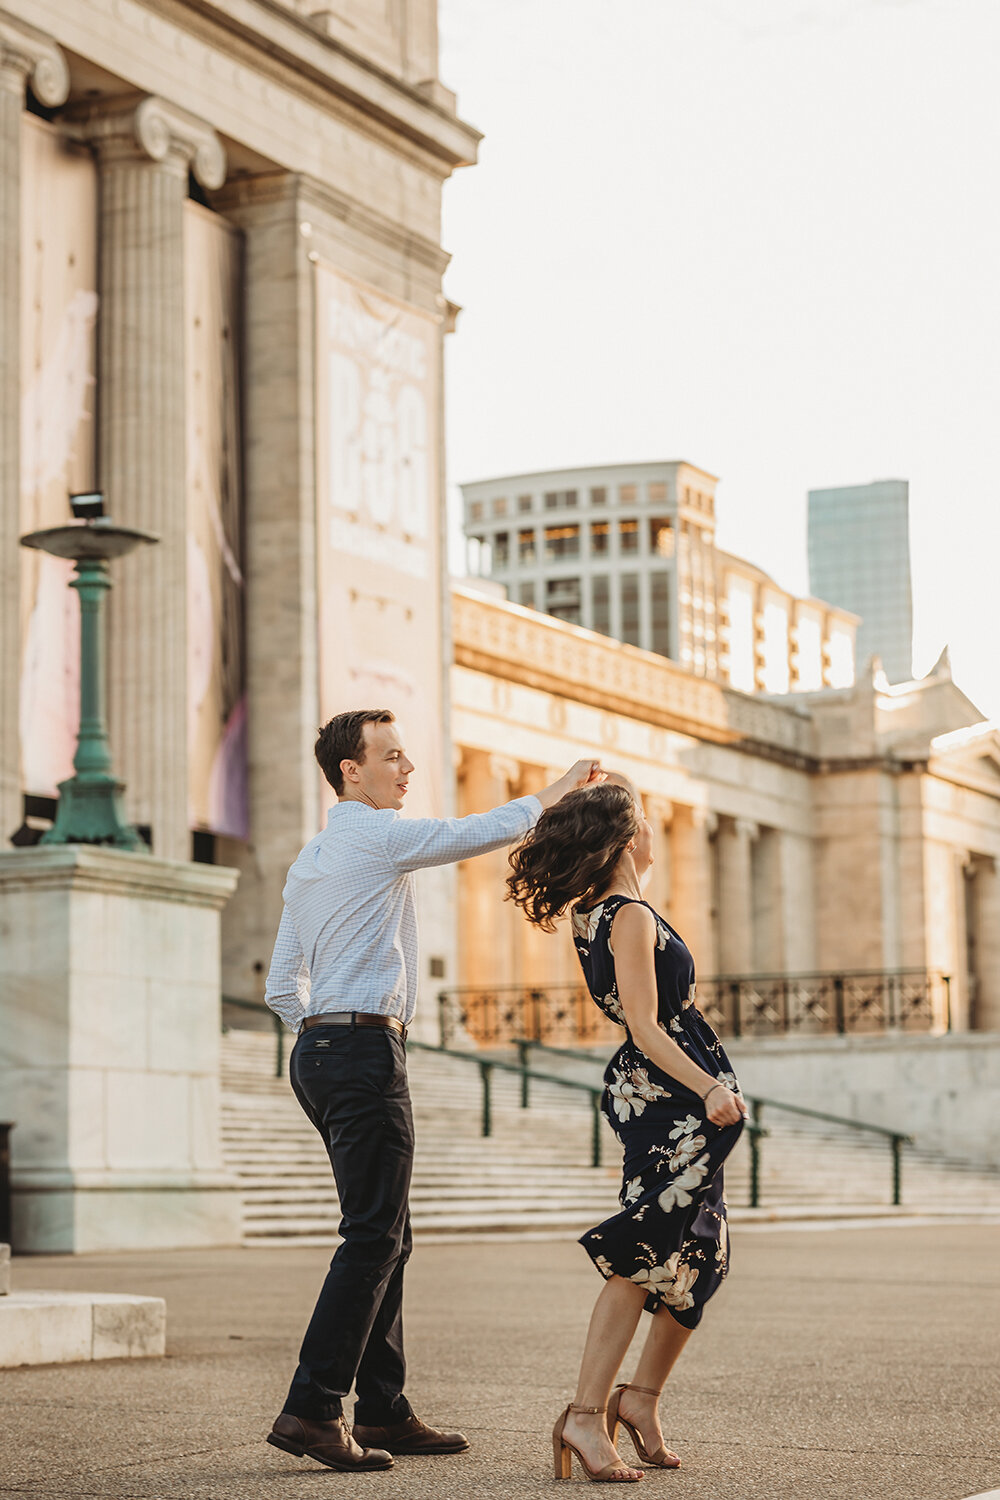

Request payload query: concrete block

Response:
[0,1290,165,1367]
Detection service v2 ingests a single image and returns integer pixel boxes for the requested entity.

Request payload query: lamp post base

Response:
[40,775,146,851]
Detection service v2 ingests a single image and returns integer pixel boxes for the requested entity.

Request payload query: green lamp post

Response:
[19,494,159,850]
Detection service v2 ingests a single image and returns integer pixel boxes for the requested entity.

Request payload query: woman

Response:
[507,775,747,1484]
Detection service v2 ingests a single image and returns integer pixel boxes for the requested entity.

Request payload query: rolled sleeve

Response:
[386,794,542,873]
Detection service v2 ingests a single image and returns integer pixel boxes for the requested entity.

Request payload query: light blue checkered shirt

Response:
[264,795,542,1032]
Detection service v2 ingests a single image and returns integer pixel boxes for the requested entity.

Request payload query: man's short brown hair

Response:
[315,709,395,795]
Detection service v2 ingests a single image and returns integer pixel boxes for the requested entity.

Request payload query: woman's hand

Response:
[537,759,605,809]
[704,1084,748,1127]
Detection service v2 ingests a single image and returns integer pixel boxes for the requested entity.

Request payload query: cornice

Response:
[214,170,450,277]
[0,845,240,908]
[161,0,480,170]
[450,586,817,764]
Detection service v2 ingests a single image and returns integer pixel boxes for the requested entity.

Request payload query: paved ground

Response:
[1,1224,998,1500]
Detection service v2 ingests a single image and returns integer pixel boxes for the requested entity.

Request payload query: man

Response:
[264,707,602,1473]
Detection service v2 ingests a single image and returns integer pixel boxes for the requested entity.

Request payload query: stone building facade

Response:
[2,0,998,1069]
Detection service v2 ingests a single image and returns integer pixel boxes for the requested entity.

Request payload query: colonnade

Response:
[454,747,814,993]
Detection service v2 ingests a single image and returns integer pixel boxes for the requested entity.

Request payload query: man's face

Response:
[344,720,415,810]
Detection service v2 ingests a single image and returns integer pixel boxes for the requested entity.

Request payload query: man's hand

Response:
[536,759,605,810]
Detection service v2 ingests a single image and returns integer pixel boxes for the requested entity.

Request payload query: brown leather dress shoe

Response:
[267,1413,394,1471]
[352,1413,470,1455]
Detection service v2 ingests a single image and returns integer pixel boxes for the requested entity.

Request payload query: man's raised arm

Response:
[386,759,603,873]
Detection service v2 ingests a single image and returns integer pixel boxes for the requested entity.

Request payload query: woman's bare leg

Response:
[617,1307,693,1458]
[561,1275,648,1476]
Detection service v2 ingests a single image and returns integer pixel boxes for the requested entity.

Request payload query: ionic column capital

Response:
[76,93,226,189]
[0,11,69,104]
[689,805,718,838]
[645,795,673,826]
[489,754,522,790]
[733,817,760,842]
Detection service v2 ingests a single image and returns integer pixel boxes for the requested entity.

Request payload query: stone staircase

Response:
[221,1029,1000,1245]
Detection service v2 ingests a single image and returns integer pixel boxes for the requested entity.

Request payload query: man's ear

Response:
[340,758,359,785]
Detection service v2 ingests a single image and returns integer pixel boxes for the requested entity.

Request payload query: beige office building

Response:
[461,462,858,696]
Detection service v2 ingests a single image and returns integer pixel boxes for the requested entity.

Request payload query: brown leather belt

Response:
[302,1011,407,1040]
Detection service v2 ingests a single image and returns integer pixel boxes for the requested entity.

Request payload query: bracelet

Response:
[702,1082,727,1103]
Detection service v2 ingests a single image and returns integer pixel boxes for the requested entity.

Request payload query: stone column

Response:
[750,825,783,973]
[717,817,757,975]
[0,18,69,843]
[77,96,226,861]
[206,176,320,1001]
[670,804,718,978]
[644,795,673,916]
[456,749,522,993]
[972,856,1000,1032]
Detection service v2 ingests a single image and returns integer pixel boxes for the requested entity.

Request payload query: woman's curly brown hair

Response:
[506,782,638,931]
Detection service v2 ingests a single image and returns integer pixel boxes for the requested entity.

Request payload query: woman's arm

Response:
[611,903,746,1127]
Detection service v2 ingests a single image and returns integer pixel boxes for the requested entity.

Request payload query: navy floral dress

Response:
[571,894,744,1328]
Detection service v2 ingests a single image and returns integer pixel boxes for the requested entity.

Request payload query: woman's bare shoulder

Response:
[608,899,656,953]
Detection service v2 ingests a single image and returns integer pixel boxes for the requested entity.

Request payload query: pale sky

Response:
[439,0,1000,719]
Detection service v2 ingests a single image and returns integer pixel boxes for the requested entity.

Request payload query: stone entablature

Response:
[452,583,815,762]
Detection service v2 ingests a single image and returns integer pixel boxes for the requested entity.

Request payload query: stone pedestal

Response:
[0,846,241,1252]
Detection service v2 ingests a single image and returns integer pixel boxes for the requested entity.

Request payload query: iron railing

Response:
[438,968,951,1049]
[515,1038,911,1207]
[217,1004,905,1204]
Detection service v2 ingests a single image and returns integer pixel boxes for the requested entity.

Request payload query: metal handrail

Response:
[515,1038,911,1207]
[408,1040,609,1166]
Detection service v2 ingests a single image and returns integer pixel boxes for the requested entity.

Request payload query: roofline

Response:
[459,460,720,492]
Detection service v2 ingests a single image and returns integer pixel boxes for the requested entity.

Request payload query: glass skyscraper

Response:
[807,479,913,684]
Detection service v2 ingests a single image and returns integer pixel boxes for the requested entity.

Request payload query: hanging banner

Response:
[19,116,97,797]
[184,202,248,839]
[314,265,444,819]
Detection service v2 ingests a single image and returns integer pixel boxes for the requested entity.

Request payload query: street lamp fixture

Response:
[19,495,159,850]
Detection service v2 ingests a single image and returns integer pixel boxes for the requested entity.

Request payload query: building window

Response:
[590,486,607,505]
[544,488,579,510]
[518,528,536,564]
[649,517,674,557]
[545,524,580,560]
[590,520,609,555]
[619,484,638,506]
[546,576,581,625]
[592,575,610,636]
[518,493,534,512]
[648,481,667,504]
[493,531,510,567]
[621,572,640,646]
[518,582,536,609]
[469,500,484,521]
[651,570,671,656]
[491,496,507,517]
[619,518,639,554]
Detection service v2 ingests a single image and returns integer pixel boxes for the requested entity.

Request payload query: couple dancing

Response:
[263,708,747,1482]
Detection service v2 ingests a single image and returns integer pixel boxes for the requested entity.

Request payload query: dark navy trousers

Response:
[283,1023,415,1425]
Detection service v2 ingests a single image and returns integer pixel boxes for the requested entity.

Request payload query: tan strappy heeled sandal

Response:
[607,1384,681,1469]
[552,1403,644,1483]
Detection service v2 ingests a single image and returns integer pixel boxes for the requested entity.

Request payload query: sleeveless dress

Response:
[570,894,744,1328]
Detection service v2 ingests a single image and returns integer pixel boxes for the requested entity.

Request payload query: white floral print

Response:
[669,1114,701,1141]
[594,1254,615,1278]
[621,1176,643,1207]
[657,1154,710,1212]
[631,1251,700,1310]
[608,1066,672,1122]
[667,1128,707,1173]
[668,1016,684,1035]
[655,920,671,950]
[601,989,625,1024]
[571,903,605,943]
[684,982,697,1009]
